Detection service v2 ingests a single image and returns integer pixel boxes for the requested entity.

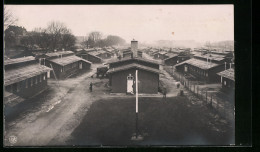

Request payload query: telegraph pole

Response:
[135,69,139,139]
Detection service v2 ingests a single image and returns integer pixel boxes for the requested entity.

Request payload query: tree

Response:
[46,21,66,50]
[61,33,76,50]
[82,33,126,48]
[88,31,102,43]
[106,35,126,46]
[20,21,76,51]
[5,25,27,48]
[4,6,18,31]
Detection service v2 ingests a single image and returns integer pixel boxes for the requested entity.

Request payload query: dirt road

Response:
[4,64,107,146]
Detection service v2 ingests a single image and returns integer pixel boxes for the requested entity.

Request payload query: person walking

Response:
[89,82,93,92]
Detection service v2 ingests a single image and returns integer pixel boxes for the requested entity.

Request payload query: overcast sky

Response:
[6,5,234,43]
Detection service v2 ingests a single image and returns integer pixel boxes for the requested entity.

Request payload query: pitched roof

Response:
[4,64,52,86]
[159,52,167,55]
[106,56,160,65]
[194,54,225,61]
[107,63,160,74]
[164,54,178,61]
[99,49,112,54]
[175,58,219,70]
[217,68,234,81]
[88,51,102,56]
[4,56,35,66]
[45,51,74,57]
[49,55,92,66]
[84,53,102,60]
[103,47,115,52]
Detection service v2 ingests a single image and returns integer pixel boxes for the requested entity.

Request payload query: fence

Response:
[164,66,234,122]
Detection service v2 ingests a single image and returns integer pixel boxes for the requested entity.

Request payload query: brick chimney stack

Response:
[131,39,138,58]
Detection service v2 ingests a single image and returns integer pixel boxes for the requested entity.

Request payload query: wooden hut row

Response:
[38,51,92,79]
[175,58,225,83]
[4,56,52,101]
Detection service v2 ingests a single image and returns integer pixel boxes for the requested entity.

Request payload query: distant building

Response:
[38,51,92,79]
[175,58,225,83]
[193,53,229,64]
[164,54,190,66]
[4,56,51,100]
[120,40,142,59]
[122,49,142,58]
[217,68,234,92]
[103,47,118,56]
[75,48,102,63]
[95,49,112,59]
[153,52,168,60]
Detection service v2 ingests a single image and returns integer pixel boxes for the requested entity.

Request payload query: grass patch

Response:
[68,96,234,146]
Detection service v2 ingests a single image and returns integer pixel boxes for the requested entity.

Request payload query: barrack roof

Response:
[50,55,92,66]
[45,51,74,57]
[88,51,102,56]
[106,56,160,65]
[164,54,179,61]
[4,56,35,66]
[107,63,160,74]
[175,58,219,70]
[217,68,234,81]
[5,64,52,86]
[194,54,225,61]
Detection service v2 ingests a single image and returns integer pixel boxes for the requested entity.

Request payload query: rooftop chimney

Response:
[131,39,138,58]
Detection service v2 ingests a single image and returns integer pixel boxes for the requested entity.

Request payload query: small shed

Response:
[217,68,235,92]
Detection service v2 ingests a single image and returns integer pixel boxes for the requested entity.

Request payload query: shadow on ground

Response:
[67,96,234,146]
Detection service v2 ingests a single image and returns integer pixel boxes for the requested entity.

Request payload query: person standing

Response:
[177,82,180,89]
[163,87,167,100]
[89,82,93,92]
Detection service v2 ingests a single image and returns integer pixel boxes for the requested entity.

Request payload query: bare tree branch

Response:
[4,6,18,31]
